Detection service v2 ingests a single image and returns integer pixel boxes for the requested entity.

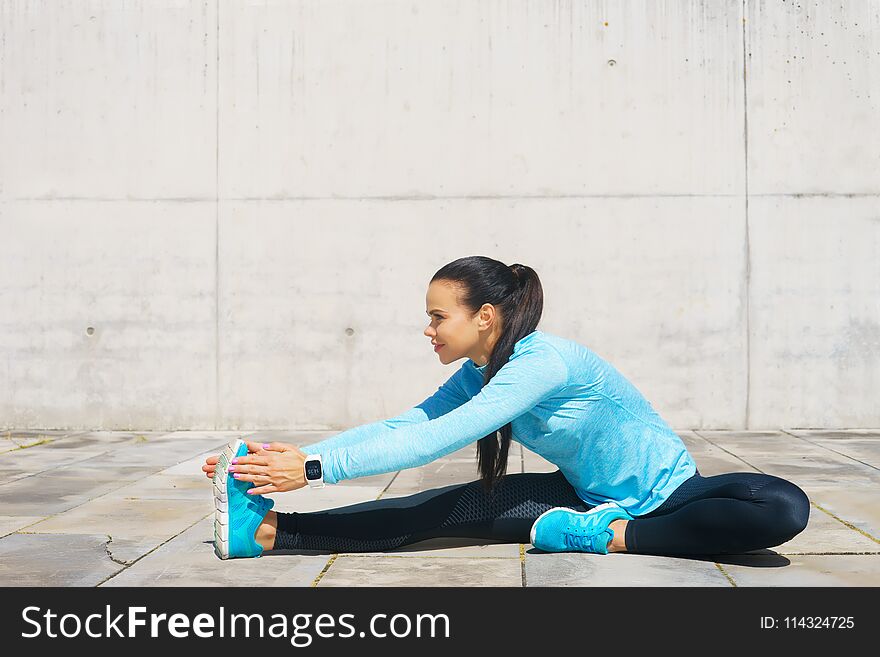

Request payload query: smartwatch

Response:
[303,454,325,489]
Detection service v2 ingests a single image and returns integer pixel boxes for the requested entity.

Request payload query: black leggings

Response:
[271,468,811,556]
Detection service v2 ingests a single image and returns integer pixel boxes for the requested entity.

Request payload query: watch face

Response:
[305,459,323,480]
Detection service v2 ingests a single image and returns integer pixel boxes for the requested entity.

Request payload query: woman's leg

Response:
[271,470,590,553]
[623,471,811,556]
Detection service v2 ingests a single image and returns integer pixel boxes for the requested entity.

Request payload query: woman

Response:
[203,255,810,560]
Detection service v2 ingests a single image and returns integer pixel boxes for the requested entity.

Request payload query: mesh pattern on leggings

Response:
[272,470,588,553]
[439,470,588,527]
[278,531,414,553]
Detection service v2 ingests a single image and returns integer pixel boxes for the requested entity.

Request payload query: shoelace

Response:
[564,529,609,551]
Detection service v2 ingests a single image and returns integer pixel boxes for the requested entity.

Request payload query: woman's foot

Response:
[606,519,629,552]
[254,510,278,551]
[213,439,276,559]
[529,502,633,554]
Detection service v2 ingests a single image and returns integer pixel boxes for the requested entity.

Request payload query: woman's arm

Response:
[298,364,471,458]
[204,365,470,484]
[319,340,569,484]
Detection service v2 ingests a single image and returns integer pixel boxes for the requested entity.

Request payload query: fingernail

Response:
[231,458,238,464]
[233,473,240,479]
[228,466,234,472]
[262,443,270,449]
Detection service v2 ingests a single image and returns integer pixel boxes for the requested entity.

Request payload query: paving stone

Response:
[0,532,124,585]
[38,431,162,450]
[787,430,880,440]
[236,430,335,443]
[694,430,802,457]
[271,483,389,515]
[523,550,732,586]
[773,504,880,554]
[332,472,399,489]
[0,515,45,537]
[0,467,147,515]
[75,439,233,468]
[680,432,760,473]
[101,517,328,587]
[160,448,228,476]
[0,469,47,485]
[696,430,792,442]
[0,446,114,480]
[316,555,522,587]
[750,456,879,488]
[787,432,880,470]
[383,449,486,495]
[695,431,880,485]
[155,430,248,442]
[109,472,217,502]
[26,497,214,564]
[522,447,559,473]
[0,430,86,452]
[721,554,880,586]
[800,485,880,544]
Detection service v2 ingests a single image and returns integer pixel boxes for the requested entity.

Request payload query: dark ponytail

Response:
[429,256,544,494]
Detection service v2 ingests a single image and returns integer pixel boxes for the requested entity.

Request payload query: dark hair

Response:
[429,255,544,494]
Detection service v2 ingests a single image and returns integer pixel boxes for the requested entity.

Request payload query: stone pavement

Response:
[1,429,878,587]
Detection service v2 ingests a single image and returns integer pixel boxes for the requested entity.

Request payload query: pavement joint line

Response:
[714,562,737,586]
[690,430,767,474]
[0,438,229,488]
[310,470,403,585]
[807,502,880,545]
[779,429,880,473]
[0,452,121,486]
[696,430,880,544]
[374,470,401,501]
[0,439,230,490]
[0,468,212,528]
[311,555,339,587]
[685,432,780,583]
[1,518,49,538]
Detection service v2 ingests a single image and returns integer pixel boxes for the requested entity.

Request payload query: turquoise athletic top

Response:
[300,329,697,517]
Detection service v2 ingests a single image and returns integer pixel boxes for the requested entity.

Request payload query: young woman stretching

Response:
[203,255,810,560]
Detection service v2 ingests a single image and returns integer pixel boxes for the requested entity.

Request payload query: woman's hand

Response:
[202,453,220,479]
[224,441,310,495]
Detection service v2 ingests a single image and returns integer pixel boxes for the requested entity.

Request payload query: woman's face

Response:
[424,280,498,365]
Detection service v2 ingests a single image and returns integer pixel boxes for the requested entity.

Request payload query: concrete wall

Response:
[1,0,878,431]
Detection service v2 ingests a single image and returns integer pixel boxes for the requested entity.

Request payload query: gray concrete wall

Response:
[1,1,878,431]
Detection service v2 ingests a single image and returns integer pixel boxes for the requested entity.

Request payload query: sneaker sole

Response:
[529,501,628,549]
[213,438,246,560]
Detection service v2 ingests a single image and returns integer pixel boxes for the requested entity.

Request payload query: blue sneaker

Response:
[529,502,633,554]
[213,438,275,559]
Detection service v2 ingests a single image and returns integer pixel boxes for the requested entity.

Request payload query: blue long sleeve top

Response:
[300,329,697,517]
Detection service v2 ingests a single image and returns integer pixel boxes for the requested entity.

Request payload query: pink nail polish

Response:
[233,473,240,478]
[231,458,238,464]
[262,443,270,449]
